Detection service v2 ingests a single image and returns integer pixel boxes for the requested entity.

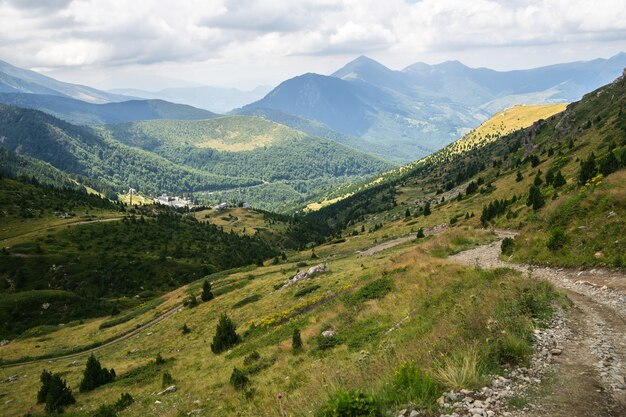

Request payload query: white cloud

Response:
[0,0,624,88]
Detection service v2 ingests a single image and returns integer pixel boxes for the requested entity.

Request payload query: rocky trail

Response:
[446,234,626,417]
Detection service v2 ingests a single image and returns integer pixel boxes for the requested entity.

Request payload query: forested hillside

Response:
[0,176,277,337]
[0,104,263,195]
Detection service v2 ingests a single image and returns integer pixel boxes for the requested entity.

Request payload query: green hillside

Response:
[290,74,626,268]
[98,116,395,210]
[0,175,277,337]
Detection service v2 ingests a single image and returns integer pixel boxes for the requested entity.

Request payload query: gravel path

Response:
[446,234,626,417]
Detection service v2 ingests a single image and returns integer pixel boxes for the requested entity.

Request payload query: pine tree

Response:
[552,170,566,188]
[578,152,597,184]
[229,367,249,390]
[79,354,116,393]
[526,185,545,210]
[201,279,213,302]
[415,227,425,238]
[405,208,411,218]
[292,327,303,353]
[211,314,241,354]
[423,201,431,216]
[37,370,76,413]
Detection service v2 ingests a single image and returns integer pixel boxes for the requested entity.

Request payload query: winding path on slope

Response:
[1,216,125,245]
[449,234,626,417]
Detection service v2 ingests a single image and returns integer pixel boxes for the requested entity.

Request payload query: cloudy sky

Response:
[1,0,625,90]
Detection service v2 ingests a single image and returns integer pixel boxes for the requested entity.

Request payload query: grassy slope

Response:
[0,228,557,416]
[304,75,626,269]
[305,103,568,211]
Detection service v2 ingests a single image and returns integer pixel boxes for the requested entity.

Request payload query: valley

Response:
[0,24,625,417]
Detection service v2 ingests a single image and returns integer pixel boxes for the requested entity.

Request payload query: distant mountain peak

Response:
[332,55,392,80]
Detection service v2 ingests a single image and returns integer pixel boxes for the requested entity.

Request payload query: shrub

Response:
[317,334,342,351]
[79,354,116,393]
[232,294,262,309]
[318,390,381,417]
[155,352,166,365]
[211,314,241,354]
[114,393,134,411]
[243,351,261,366]
[294,284,321,297]
[230,367,249,391]
[352,278,393,303]
[292,328,303,353]
[37,370,76,413]
[201,279,214,302]
[501,237,514,256]
[546,228,567,251]
[162,371,174,388]
[93,404,117,417]
[183,295,198,308]
[181,323,191,334]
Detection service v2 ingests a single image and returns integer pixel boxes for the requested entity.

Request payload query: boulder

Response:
[158,385,177,395]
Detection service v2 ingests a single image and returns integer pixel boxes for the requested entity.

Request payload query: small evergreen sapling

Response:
[292,327,303,353]
[201,279,214,302]
[211,313,241,353]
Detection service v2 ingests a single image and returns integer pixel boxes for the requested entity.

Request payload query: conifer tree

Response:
[79,354,116,393]
[405,208,411,218]
[37,370,76,413]
[201,279,214,302]
[292,327,303,353]
[526,185,545,210]
[423,201,431,216]
[552,170,566,188]
[211,314,241,354]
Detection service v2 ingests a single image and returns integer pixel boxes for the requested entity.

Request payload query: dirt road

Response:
[450,236,626,416]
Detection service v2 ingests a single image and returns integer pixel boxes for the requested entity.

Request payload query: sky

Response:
[1,0,626,91]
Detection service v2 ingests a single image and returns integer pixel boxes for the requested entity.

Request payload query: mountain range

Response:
[109,85,272,114]
[238,53,626,162]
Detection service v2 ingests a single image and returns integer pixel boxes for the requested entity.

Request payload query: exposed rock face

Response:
[282,263,328,287]
[157,385,177,395]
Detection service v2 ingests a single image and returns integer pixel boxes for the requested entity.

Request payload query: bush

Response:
[114,393,134,411]
[181,323,191,334]
[37,370,76,413]
[318,390,381,417]
[230,367,249,391]
[93,404,117,417]
[546,228,567,251]
[162,371,174,388]
[243,351,261,365]
[211,314,241,354]
[79,354,116,393]
[294,284,321,297]
[317,334,342,351]
[232,294,262,309]
[352,278,393,303]
[201,279,214,302]
[501,237,514,256]
[155,352,166,365]
[183,295,198,308]
[292,327,303,353]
